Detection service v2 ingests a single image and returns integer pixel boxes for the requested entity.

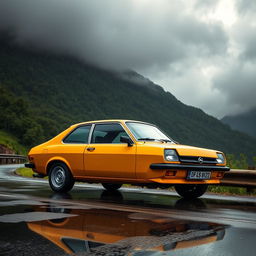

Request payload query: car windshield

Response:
[126,122,174,143]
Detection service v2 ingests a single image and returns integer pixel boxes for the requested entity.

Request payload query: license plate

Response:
[187,171,211,180]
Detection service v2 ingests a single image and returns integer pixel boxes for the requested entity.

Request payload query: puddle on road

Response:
[1,189,256,255]
[0,195,228,256]
[0,211,77,223]
[26,209,226,255]
[0,199,48,207]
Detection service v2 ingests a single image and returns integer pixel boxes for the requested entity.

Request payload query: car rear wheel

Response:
[49,162,75,192]
[174,184,208,199]
[102,183,122,191]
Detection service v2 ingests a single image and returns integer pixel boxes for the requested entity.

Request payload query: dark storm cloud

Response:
[235,0,256,14]
[208,0,256,115]
[195,0,220,10]
[5,0,256,118]
[232,1,256,61]
[232,21,256,61]
[0,0,228,71]
[213,62,256,115]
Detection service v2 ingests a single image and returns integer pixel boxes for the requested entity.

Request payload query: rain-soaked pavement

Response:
[1,165,256,255]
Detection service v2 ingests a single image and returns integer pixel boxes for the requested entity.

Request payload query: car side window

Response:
[63,126,91,144]
[91,124,128,144]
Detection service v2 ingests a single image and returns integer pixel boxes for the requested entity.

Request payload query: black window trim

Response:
[89,122,134,144]
[61,237,90,253]
[61,237,105,253]
[62,124,92,144]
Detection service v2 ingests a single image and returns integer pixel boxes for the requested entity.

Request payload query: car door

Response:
[84,123,136,179]
[60,125,91,177]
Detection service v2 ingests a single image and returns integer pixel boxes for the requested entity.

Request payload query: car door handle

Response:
[87,147,95,152]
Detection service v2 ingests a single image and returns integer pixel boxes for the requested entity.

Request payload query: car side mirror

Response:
[120,136,133,147]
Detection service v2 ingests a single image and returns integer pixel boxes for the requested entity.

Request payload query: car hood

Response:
[139,142,218,157]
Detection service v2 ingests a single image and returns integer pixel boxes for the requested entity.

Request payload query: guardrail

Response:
[221,169,256,192]
[0,154,27,165]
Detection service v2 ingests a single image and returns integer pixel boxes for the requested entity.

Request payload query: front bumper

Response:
[150,163,230,171]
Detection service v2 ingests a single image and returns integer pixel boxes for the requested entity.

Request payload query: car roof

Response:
[72,119,154,127]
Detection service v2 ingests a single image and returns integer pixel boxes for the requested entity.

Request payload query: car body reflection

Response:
[27,199,227,255]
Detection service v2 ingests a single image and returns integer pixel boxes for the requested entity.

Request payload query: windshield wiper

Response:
[138,138,174,143]
[138,138,172,142]
[137,137,157,141]
[159,139,173,143]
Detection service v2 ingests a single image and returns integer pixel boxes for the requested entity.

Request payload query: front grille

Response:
[179,156,217,165]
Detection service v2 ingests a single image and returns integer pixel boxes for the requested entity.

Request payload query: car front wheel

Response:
[174,184,208,199]
[102,183,122,191]
[49,162,75,192]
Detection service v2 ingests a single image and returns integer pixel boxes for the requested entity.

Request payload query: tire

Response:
[49,162,75,193]
[174,184,208,199]
[102,183,122,191]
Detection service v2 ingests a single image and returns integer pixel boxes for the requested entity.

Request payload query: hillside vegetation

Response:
[0,37,256,160]
[0,130,26,154]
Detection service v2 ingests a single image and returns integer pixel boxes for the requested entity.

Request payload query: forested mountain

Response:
[222,108,256,138]
[0,36,256,159]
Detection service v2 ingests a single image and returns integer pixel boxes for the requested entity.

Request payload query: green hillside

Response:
[0,130,26,154]
[222,108,256,138]
[0,37,256,160]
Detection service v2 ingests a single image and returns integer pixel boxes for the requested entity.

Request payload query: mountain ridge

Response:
[222,108,256,138]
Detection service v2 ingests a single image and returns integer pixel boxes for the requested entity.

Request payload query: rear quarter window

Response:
[63,126,91,143]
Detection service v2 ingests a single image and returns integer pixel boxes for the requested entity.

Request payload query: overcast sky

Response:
[0,0,255,118]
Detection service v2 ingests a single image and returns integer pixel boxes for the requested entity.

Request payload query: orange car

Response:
[25,120,230,198]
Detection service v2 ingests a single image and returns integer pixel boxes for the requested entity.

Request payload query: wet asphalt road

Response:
[1,165,256,255]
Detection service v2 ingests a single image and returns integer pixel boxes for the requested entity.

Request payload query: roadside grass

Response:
[15,167,35,178]
[0,130,27,155]
[208,185,256,195]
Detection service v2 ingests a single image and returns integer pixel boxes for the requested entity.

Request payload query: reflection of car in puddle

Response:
[27,197,227,255]
[174,198,207,209]
[100,189,124,202]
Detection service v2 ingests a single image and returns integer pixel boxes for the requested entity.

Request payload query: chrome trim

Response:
[50,166,66,188]
[150,163,230,171]
[88,123,95,144]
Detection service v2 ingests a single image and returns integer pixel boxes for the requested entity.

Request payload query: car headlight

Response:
[165,149,179,162]
[216,153,225,164]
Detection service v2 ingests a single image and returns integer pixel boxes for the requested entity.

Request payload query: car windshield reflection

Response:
[126,122,175,143]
